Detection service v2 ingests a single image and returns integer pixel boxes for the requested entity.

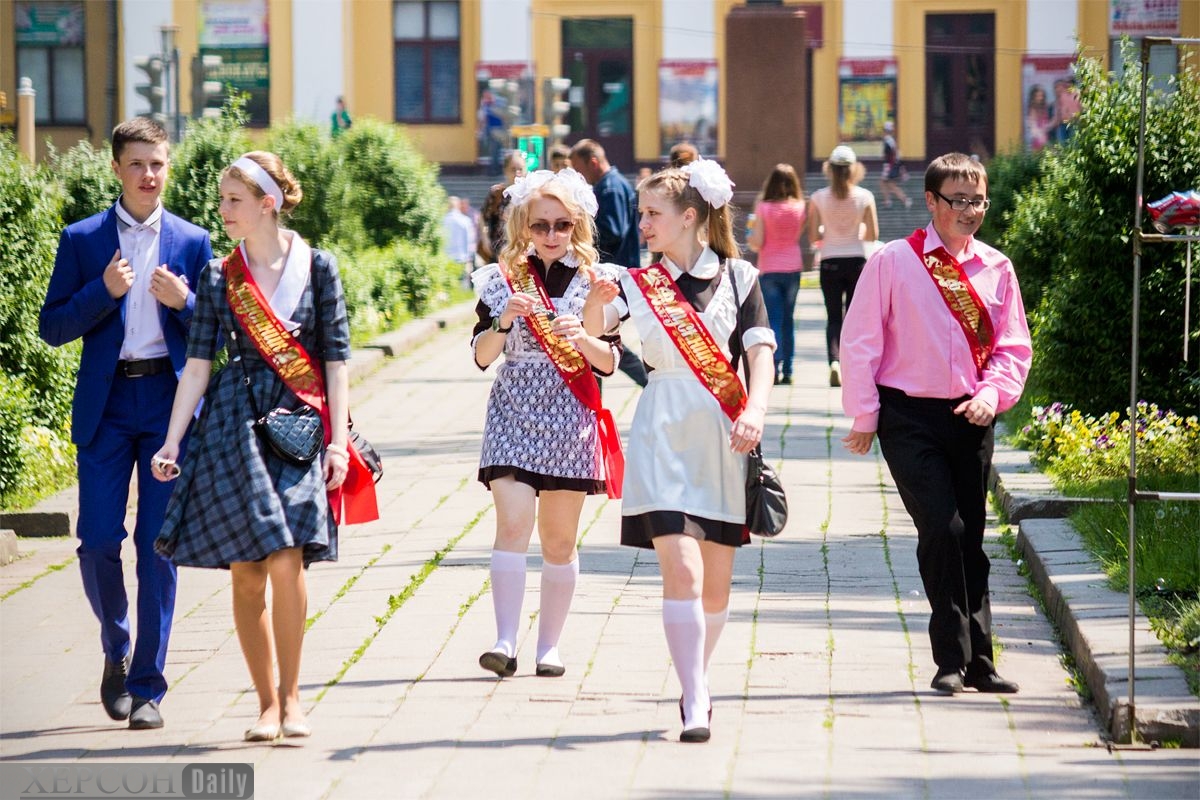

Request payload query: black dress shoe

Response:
[101,656,132,721]
[931,668,964,694]
[680,726,711,743]
[128,697,163,730]
[479,650,517,678]
[964,670,1020,694]
[535,662,565,677]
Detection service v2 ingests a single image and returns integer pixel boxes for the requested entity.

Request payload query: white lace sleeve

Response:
[471,263,512,318]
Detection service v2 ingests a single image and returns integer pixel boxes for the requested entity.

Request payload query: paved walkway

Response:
[2,285,1196,799]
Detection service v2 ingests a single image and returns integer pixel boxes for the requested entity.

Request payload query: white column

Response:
[842,0,893,58]
[481,0,531,63]
[662,0,714,61]
[292,0,345,122]
[1027,0,1079,54]
[121,0,174,121]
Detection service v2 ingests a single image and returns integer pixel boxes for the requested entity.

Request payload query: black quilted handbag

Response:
[349,428,383,483]
[257,405,323,466]
[729,265,789,537]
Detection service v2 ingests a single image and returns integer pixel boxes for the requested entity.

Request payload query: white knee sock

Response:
[703,607,729,673]
[663,598,709,728]
[489,550,527,658]
[536,558,579,666]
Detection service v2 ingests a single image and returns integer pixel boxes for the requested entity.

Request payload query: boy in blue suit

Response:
[39,118,213,730]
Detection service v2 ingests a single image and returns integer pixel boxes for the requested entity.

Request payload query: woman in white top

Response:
[806,145,878,388]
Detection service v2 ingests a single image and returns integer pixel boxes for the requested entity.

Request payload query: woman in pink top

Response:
[807,145,878,387]
[747,163,806,384]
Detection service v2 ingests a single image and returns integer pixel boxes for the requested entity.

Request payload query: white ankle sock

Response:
[703,607,729,672]
[536,558,578,665]
[662,598,709,728]
[489,550,527,658]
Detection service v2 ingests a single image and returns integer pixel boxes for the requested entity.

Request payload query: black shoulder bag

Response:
[727,264,788,538]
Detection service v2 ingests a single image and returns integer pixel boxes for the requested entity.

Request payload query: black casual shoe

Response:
[780,375,793,385]
[964,669,1020,694]
[931,668,964,694]
[128,697,163,730]
[479,650,517,678]
[829,361,842,388]
[680,726,711,743]
[535,662,565,677]
[101,656,132,721]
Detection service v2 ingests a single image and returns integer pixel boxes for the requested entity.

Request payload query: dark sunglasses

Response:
[529,220,575,236]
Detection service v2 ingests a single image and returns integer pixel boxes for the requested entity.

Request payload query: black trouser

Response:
[876,386,995,673]
[819,256,865,364]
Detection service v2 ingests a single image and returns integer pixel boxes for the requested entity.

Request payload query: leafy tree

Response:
[1001,42,1200,415]
[266,120,337,246]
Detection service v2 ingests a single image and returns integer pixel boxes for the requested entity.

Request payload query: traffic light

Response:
[542,77,571,142]
[191,54,224,119]
[134,55,167,125]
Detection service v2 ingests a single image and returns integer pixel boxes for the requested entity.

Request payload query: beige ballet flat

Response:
[281,719,312,738]
[244,722,280,742]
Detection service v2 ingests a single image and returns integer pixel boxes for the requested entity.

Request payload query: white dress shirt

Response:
[115,198,170,361]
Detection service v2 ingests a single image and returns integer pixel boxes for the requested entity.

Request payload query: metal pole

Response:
[160,26,180,142]
[1125,39,1153,746]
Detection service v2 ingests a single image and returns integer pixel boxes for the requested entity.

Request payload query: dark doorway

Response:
[562,17,634,169]
[925,13,994,160]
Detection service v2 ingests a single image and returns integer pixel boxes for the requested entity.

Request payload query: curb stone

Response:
[1004,476,1198,747]
[0,530,16,566]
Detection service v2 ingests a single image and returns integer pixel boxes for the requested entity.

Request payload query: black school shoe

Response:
[679,696,713,743]
[964,668,1020,694]
[101,656,132,721]
[931,668,964,694]
[128,697,163,730]
[479,650,517,678]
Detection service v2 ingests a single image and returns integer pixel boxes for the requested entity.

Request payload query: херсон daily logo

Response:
[0,764,253,800]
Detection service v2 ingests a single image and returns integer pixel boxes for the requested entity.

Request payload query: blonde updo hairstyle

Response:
[499,179,599,277]
[637,167,738,262]
[222,150,303,216]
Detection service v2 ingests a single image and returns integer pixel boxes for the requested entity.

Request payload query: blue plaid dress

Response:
[155,249,350,568]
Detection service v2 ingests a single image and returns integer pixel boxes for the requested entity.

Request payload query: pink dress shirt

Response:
[840,224,1032,433]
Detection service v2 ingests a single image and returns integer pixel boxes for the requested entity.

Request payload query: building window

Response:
[394,0,460,123]
[15,2,86,125]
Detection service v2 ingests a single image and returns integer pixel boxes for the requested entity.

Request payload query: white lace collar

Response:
[662,246,721,280]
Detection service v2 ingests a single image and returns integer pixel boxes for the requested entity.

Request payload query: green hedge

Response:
[48,139,122,226]
[1001,42,1200,415]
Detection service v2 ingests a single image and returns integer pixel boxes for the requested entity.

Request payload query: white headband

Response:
[504,168,599,217]
[231,156,284,211]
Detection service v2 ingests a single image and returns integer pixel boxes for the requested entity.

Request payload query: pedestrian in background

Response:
[570,138,649,387]
[668,141,699,168]
[747,163,806,385]
[470,168,622,679]
[878,121,912,209]
[547,143,571,173]
[478,151,528,265]
[443,196,475,287]
[601,161,775,743]
[330,97,352,138]
[807,145,878,388]
[840,152,1031,697]
[153,151,365,743]
[39,117,213,731]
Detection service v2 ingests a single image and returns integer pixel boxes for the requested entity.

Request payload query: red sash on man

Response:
[629,263,747,424]
[502,261,625,499]
[225,246,379,525]
[906,229,995,372]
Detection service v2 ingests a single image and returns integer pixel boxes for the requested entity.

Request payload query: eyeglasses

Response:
[529,220,575,236]
[932,190,991,212]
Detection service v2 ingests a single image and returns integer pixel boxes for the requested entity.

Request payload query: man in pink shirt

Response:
[840,152,1032,695]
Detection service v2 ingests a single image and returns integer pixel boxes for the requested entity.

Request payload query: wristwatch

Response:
[490,316,513,334]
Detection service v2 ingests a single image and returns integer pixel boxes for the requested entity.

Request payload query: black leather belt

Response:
[117,357,173,378]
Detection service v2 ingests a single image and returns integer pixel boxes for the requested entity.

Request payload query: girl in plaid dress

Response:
[153,151,351,743]
[471,168,620,679]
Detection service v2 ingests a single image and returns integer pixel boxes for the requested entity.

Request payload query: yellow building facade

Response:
[3,0,1197,166]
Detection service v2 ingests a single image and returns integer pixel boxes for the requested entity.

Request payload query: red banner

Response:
[906,229,995,373]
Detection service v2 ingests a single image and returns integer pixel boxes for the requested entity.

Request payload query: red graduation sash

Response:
[224,246,379,525]
[629,263,747,424]
[501,261,625,499]
[906,229,995,372]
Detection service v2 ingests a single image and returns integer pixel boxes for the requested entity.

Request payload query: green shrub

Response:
[1000,42,1200,415]
[47,139,122,226]
[163,95,250,257]
[333,241,463,343]
[329,118,445,251]
[976,147,1045,255]
[0,374,31,503]
[266,120,337,246]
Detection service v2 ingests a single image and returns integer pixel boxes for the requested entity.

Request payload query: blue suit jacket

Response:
[39,204,214,448]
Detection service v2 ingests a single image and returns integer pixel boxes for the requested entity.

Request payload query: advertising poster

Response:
[837,68,896,159]
[1110,0,1180,36]
[199,0,270,126]
[658,60,718,158]
[1021,56,1076,151]
[15,2,83,46]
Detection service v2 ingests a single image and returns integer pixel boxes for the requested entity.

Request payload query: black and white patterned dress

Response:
[472,252,620,495]
[155,240,350,568]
